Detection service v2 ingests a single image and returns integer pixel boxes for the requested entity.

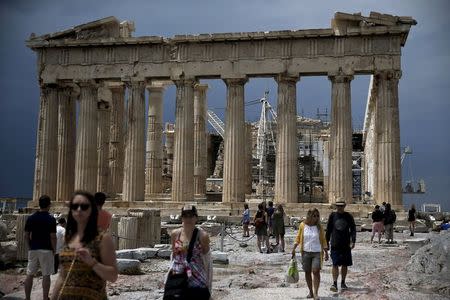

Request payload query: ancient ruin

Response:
[26,12,416,211]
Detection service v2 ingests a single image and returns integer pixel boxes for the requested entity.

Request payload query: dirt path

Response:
[2,229,449,299]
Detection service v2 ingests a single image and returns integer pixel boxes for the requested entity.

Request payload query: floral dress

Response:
[57,232,107,300]
[172,229,208,289]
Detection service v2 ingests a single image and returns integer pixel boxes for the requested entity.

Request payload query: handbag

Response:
[163,228,199,300]
[286,257,299,283]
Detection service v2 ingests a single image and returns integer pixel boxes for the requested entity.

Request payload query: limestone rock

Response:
[133,248,158,261]
[116,249,134,259]
[117,259,141,275]
[156,249,171,259]
[0,242,17,265]
[0,221,7,241]
[405,231,450,296]
[212,251,229,264]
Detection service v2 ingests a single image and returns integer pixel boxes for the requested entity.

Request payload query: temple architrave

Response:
[26,12,416,209]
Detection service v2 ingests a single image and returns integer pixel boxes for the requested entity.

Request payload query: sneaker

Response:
[330,284,338,292]
[341,283,349,290]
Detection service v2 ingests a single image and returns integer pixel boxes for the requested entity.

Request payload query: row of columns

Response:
[33,70,401,205]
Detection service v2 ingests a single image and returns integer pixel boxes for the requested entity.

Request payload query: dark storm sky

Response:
[0,0,449,210]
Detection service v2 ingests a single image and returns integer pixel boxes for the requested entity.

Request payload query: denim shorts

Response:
[301,251,321,272]
[330,248,353,266]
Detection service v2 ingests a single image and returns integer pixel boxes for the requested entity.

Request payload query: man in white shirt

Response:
[54,217,66,274]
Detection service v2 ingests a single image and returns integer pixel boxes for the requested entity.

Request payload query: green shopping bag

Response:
[286,257,299,283]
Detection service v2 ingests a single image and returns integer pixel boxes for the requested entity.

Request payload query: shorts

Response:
[330,248,352,267]
[27,250,54,276]
[301,251,321,272]
[255,224,268,237]
[372,221,384,233]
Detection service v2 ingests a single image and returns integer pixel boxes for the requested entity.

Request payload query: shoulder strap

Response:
[186,227,199,263]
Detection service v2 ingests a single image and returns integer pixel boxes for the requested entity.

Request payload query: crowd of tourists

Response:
[24,190,413,300]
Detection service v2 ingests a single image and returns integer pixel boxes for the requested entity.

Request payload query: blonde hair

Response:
[304,208,320,226]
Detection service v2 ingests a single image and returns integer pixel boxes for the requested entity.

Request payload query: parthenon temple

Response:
[26,12,416,210]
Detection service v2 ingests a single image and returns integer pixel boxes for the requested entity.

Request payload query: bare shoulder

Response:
[171,228,181,239]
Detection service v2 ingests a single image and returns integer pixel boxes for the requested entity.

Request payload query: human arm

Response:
[319,226,329,261]
[76,233,118,282]
[292,223,303,257]
[200,229,210,254]
[325,213,333,247]
[51,233,57,253]
[349,214,356,248]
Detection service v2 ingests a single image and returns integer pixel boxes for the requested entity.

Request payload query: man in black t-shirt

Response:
[326,199,356,292]
[24,195,56,300]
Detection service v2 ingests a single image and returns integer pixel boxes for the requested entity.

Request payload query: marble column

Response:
[32,85,59,202]
[56,87,76,202]
[275,75,299,203]
[145,85,164,195]
[322,136,330,200]
[123,81,146,202]
[375,70,402,206]
[244,123,253,194]
[74,81,98,193]
[108,84,125,195]
[97,100,110,193]
[164,124,175,176]
[222,78,247,203]
[172,79,195,202]
[194,84,208,196]
[328,73,353,204]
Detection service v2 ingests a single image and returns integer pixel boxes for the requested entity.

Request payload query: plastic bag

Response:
[286,258,299,283]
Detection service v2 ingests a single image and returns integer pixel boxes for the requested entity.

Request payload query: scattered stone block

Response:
[212,251,229,264]
[133,248,158,261]
[116,249,134,259]
[404,238,429,254]
[154,244,170,249]
[116,259,141,275]
[157,249,172,259]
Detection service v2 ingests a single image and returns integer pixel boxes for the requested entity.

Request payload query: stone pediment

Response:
[27,16,129,42]
[332,11,417,45]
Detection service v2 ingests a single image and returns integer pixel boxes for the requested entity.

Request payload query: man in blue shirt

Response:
[24,195,56,300]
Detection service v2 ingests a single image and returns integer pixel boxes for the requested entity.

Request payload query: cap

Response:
[181,204,198,217]
[335,199,346,206]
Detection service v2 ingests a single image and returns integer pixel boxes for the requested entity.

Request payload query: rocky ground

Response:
[1,227,449,300]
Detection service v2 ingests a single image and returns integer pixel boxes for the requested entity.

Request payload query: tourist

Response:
[168,205,211,299]
[326,199,356,292]
[24,195,57,300]
[408,204,417,236]
[272,204,285,252]
[242,203,250,237]
[267,201,275,236]
[95,192,112,231]
[54,217,66,273]
[370,205,384,244]
[254,203,270,253]
[383,203,397,244]
[292,208,329,299]
[51,191,118,300]
[380,201,386,213]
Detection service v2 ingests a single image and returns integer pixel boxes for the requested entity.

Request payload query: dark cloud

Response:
[0,0,449,210]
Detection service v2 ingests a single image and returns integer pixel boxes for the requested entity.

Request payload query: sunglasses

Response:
[312,215,319,218]
[70,203,90,211]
